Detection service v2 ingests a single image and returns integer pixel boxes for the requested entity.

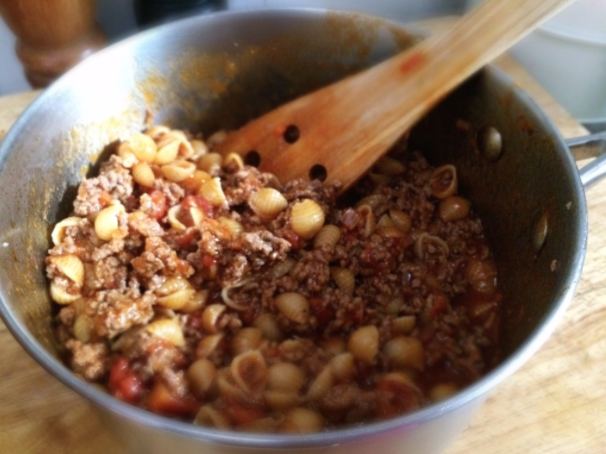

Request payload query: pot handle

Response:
[566,131,606,190]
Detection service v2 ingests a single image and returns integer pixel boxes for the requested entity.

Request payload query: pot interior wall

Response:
[409,68,586,359]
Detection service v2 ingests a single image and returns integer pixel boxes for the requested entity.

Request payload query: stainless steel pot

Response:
[1,9,605,454]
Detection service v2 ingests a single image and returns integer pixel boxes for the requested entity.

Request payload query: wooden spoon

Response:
[216,0,577,191]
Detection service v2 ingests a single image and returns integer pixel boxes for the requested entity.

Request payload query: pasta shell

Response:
[189,139,209,160]
[368,171,393,186]
[319,337,346,355]
[375,225,406,239]
[157,288,196,310]
[156,277,192,295]
[189,207,204,227]
[73,315,92,343]
[94,203,125,241]
[181,289,209,313]
[160,160,196,182]
[274,292,310,324]
[239,414,285,433]
[173,136,195,160]
[201,304,226,333]
[51,216,81,246]
[290,199,325,239]
[132,161,155,187]
[385,297,403,315]
[187,358,217,399]
[389,209,412,233]
[313,224,341,249]
[377,213,395,228]
[330,352,356,381]
[118,132,158,166]
[379,372,419,393]
[267,363,306,393]
[356,204,376,238]
[155,139,180,165]
[348,325,379,364]
[144,125,171,140]
[207,130,227,147]
[231,327,264,356]
[217,217,243,238]
[195,333,224,359]
[199,177,227,207]
[265,258,295,280]
[382,336,425,371]
[305,366,334,402]
[253,313,283,341]
[167,205,187,231]
[392,315,416,334]
[223,152,245,171]
[197,152,223,174]
[279,408,324,434]
[374,155,406,176]
[249,188,288,220]
[216,367,248,403]
[414,233,450,259]
[50,281,80,304]
[180,169,212,193]
[145,318,185,346]
[264,390,301,411]
[231,350,268,393]
[50,254,85,286]
[194,405,231,430]
[355,194,387,210]
[330,267,355,295]
[429,383,458,402]
[430,164,458,199]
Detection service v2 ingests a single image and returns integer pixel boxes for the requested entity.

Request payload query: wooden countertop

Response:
[1,17,605,454]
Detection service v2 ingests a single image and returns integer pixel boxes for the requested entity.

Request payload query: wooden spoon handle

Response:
[217,0,576,190]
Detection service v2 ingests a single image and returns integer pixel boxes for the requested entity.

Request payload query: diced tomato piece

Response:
[181,194,214,217]
[419,324,436,345]
[309,297,334,328]
[176,229,197,249]
[98,190,113,207]
[108,357,144,405]
[282,229,303,250]
[429,293,449,318]
[147,380,199,417]
[202,254,217,268]
[148,190,168,220]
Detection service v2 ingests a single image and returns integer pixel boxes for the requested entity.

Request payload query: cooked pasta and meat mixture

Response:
[46,125,502,433]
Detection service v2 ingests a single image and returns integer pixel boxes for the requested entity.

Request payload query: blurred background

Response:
[0,0,465,96]
[1,0,605,131]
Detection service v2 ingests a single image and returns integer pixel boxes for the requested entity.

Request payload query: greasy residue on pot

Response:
[134,11,418,135]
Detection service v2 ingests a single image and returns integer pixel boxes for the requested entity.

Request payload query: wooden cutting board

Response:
[1,17,604,454]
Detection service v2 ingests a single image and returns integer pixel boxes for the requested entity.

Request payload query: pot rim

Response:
[0,7,589,449]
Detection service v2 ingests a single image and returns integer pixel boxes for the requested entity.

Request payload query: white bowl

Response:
[466,0,606,126]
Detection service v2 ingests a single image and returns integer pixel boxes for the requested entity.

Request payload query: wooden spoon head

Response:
[215,0,577,192]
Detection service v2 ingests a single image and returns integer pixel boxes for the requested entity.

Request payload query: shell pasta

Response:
[46,124,502,432]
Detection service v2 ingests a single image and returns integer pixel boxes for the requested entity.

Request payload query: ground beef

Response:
[47,126,502,433]
[91,289,155,339]
[132,237,194,281]
[73,156,134,216]
[66,339,110,381]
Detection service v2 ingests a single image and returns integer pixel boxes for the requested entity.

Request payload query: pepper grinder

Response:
[0,0,106,88]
